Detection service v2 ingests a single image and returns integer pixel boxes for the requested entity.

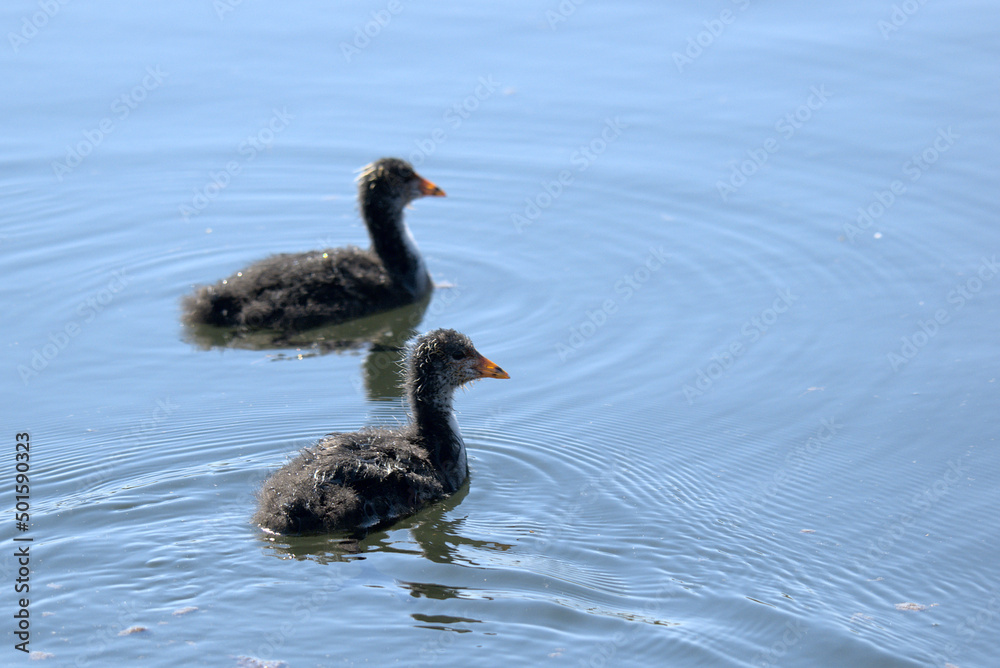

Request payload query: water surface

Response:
[3,1,999,666]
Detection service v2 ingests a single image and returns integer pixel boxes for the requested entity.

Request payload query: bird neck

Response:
[409,383,467,491]
[362,197,430,297]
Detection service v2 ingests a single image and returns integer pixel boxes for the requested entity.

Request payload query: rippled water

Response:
[3,1,999,666]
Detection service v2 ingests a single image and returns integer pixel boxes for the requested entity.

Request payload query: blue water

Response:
[3,1,999,666]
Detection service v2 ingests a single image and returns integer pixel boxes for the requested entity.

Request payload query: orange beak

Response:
[416,175,446,197]
[475,354,510,380]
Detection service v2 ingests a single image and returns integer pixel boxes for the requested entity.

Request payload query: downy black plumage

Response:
[253,329,509,534]
[183,158,445,331]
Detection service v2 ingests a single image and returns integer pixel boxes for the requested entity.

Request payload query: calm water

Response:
[3,1,999,666]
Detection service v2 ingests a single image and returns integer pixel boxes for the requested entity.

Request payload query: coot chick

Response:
[182,158,445,331]
[253,328,509,534]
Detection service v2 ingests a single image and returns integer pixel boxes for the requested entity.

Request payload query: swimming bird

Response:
[183,158,445,331]
[253,328,509,534]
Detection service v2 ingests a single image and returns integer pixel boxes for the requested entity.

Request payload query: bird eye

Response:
[450,350,466,361]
